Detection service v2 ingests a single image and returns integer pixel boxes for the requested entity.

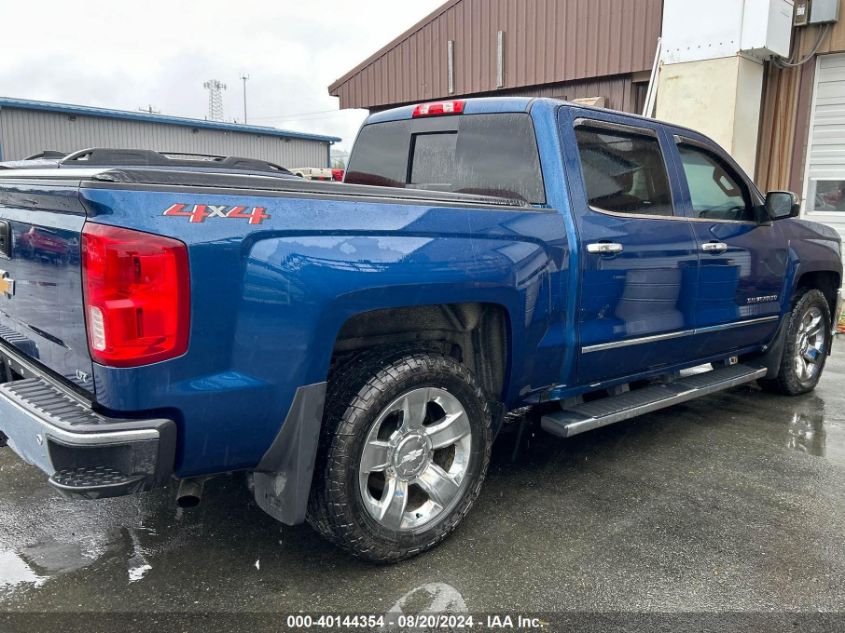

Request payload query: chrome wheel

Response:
[358,387,473,531]
[795,306,827,382]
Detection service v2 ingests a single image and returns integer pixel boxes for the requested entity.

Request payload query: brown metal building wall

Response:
[757,4,845,192]
[329,0,662,110]
[478,74,646,113]
[757,30,819,192]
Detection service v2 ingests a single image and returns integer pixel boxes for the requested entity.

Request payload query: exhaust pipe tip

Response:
[176,477,206,509]
[177,494,201,509]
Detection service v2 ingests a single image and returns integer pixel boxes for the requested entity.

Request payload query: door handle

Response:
[701,241,728,254]
[586,242,624,255]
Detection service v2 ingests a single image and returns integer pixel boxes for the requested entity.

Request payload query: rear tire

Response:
[759,289,831,396]
[307,349,492,563]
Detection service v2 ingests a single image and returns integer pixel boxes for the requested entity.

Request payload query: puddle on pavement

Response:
[775,393,845,465]
[0,550,45,590]
[0,535,112,593]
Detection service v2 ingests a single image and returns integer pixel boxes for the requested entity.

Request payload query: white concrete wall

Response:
[656,56,764,174]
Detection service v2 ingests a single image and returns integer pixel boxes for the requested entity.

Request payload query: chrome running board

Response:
[541,363,767,439]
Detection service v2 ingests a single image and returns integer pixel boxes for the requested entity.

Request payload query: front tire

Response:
[307,349,492,563]
[760,289,831,396]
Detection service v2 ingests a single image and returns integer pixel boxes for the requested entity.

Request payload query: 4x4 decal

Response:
[163,203,270,225]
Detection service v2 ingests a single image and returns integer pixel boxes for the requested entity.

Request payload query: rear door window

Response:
[346,113,546,204]
[574,125,675,216]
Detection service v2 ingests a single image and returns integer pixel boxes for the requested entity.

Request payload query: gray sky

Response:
[0,0,446,151]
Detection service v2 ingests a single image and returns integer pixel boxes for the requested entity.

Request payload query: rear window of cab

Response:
[345,113,546,204]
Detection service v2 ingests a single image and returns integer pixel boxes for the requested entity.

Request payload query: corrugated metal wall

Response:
[485,74,647,114]
[757,1,845,194]
[756,7,845,278]
[0,108,329,167]
[329,0,662,110]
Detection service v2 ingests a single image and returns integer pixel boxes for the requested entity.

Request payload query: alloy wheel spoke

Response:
[805,313,823,337]
[400,388,430,430]
[378,476,408,529]
[795,355,806,379]
[415,463,460,508]
[800,314,811,334]
[800,357,812,380]
[360,440,391,473]
[426,411,471,449]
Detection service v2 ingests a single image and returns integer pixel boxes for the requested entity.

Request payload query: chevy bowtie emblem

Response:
[0,270,15,298]
[400,448,424,465]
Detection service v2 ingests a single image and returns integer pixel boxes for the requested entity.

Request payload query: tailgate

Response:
[0,181,93,393]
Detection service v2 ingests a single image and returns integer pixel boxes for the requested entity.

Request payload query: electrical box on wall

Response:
[795,0,811,25]
[662,0,795,64]
[741,0,796,59]
[810,0,841,24]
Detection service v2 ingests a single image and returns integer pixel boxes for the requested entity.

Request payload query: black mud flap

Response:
[758,318,789,379]
[252,382,326,526]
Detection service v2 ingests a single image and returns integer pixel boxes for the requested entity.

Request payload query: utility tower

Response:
[240,74,250,124]
[203,79,226,121]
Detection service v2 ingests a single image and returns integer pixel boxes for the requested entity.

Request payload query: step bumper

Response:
[0,374,175,499]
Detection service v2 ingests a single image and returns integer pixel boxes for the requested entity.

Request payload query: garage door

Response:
[804,52,845,272]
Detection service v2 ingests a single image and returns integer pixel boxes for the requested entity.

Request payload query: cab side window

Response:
[574,125,674,217]
[678,144,753,222]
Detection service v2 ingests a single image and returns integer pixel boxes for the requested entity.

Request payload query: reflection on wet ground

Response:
[0,350,844,614]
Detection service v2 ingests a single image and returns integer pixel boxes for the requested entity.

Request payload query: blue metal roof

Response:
[0,97,341,144]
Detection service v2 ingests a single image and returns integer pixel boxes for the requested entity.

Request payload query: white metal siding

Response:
[804,53,845,273]
[0,108,328,168]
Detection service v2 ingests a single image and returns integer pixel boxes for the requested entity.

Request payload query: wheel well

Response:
[796,271,841,321]
[331,303,510,401]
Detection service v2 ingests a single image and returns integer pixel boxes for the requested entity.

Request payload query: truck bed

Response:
[1,167,530,209]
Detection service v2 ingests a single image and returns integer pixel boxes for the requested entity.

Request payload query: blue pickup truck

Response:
[0,98,841,562]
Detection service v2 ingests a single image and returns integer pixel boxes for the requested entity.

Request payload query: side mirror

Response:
[765,191,800,220]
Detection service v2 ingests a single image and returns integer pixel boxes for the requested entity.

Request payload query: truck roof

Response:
[366,96,535,124]
[365,96,717,147]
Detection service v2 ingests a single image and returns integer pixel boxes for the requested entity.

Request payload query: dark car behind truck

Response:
[0,97,841,562]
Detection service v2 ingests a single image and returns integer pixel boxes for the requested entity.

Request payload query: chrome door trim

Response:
[693,315,780,335]
[581,316,780,354]
[582,329,694,353]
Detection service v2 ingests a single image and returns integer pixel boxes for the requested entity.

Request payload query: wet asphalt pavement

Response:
[1,347,844,626]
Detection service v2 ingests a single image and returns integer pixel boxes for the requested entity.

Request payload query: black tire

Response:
[307,348,492,563]
[759,289,832,396]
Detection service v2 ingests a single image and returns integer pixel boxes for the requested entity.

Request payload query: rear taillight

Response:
[81,223,190,367]
[412,100,466,117]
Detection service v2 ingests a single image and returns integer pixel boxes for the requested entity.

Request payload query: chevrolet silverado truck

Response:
[0,98,841,563]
